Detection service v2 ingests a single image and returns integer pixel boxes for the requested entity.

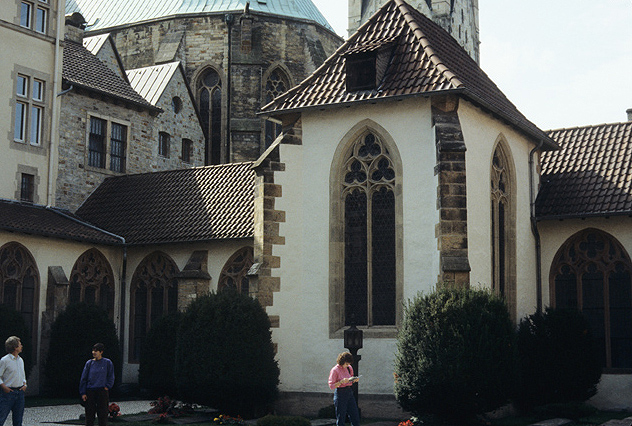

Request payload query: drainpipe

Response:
[46,207,127,355]
[224,13,234,163]
[46,0,65,206]
[529,140,544,312]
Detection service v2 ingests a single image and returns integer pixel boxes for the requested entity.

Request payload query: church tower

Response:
[348,0,479,63]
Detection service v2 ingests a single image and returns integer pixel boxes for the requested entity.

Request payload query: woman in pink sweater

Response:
[328,352,360,426]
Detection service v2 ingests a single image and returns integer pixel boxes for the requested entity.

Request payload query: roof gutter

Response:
[529,139,544,313]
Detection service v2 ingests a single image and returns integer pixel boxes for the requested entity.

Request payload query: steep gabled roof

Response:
[0,199,123,245]
[126,62,181,106]
[536,121,632,220]
[261,0,556,149]
[65,0,334,33]
[63,40,160,112]
[76,163,255,245]
[82,33,110,54]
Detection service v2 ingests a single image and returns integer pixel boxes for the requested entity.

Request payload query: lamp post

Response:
[344,323,363,410]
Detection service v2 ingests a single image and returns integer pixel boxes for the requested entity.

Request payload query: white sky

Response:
[311,0,632,130]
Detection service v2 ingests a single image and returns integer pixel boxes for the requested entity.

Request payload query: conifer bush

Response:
[515,307,601,409]
[44,303,121,396]
[394,287,516,424]
[0,304,32,375]
[139,311,182,398]
[175,290,279,418]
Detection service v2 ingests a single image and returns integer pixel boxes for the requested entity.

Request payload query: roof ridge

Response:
[547,120,632,133]
[394,0,463,89]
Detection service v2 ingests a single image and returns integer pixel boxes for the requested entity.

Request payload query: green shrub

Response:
[139,311,182,398]
[44,303,121,397]
[256,414,311,426]
[394,287,516,424]
[175,290,279,418]
[0,304,32,376]
[515,307,601,409]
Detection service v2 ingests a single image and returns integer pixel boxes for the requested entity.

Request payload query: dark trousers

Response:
[85,388,109,426]
[333,386,360,426]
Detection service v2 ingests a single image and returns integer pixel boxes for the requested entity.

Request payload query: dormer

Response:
[344,37,398,92]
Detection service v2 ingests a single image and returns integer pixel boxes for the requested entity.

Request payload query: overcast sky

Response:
[311,0,632,131]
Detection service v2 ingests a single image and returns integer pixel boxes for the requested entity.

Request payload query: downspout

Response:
[46,0,65,206]
[224,13,234,163]
[529,140,544,312]
[46,207,127,355]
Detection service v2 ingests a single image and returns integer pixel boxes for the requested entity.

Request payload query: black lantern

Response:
[344,323,363,410]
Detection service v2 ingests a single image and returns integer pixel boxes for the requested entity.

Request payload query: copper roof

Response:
[63,40,160,112]
[536,121,632,220]
[76,163,255,245]
[0,200,123,245]
[261,0,556,149]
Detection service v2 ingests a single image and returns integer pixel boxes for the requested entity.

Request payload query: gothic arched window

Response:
[490,141,516,320]
[198,68,222,164]
[129,252,179,362]
[550,229,632,369]
[263,68,290,147]
[69,248,115,318]
[218,247,254,295]
[0,242,39,345]
[342,132,396,326]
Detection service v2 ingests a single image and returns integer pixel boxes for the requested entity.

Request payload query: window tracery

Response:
[69,248,115,318]
[218,247,254,295]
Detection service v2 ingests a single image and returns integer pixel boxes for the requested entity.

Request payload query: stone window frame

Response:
[329,119,404,339]
[181,138,193,163]
[549,228,632,371]
[128,251,179,363]
[85,113,130,175]
[193,64,226,165]
[158,131,171,158]
[11,66,50,152]
[261,64,294,148]
[18,0,50,35]
[218,246,254,295]
[14,164,40,204]
[0,241,40,352]
[490,135,517,322]
[69,248,115,319]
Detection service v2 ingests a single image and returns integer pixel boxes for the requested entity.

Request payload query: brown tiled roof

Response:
[0,199,123,245]
[536,121,632,219]
[75,163,255,245]
[261,0,556,149]
[63,40,160,112]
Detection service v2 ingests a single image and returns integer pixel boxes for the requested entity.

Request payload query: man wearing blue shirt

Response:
[0,336,27,426]
[79,343,115,426]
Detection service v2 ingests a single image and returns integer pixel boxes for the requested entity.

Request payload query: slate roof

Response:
[75,163,255,245]
[65,0,333,32]
[536,121,632,220]
[0,199,123,245]
[261,0,557,149]
[126,62,181,106]
[63,40,160,112]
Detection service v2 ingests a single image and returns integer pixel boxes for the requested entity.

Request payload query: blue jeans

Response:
[334,386,360,426]
[0,389,25,426]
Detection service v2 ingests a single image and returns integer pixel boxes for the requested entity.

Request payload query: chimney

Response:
[64,12,86,43]
[627,108,632,122]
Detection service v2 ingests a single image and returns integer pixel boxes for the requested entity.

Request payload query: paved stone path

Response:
[8,400,153,425]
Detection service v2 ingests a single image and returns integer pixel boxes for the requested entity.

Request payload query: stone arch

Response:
[490,134,517,321]
[218,246,254,295]
[549,228,632,369]
[329,120,403,337]
[129,251,179,362]
[0,242,40,349]
[193,63,226,165]
[69,248,115,319]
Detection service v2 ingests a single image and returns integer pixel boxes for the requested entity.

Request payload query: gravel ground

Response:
[7,400,153,425]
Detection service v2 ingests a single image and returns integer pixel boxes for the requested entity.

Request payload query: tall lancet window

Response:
[198,68,222,164]
[490,141,516,319]
[343,132,396,326]
[263,68,290,147]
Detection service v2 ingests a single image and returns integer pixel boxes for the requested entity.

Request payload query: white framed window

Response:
[14,74,45,146]
[20,2,32,28]
[35,7,46,33]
